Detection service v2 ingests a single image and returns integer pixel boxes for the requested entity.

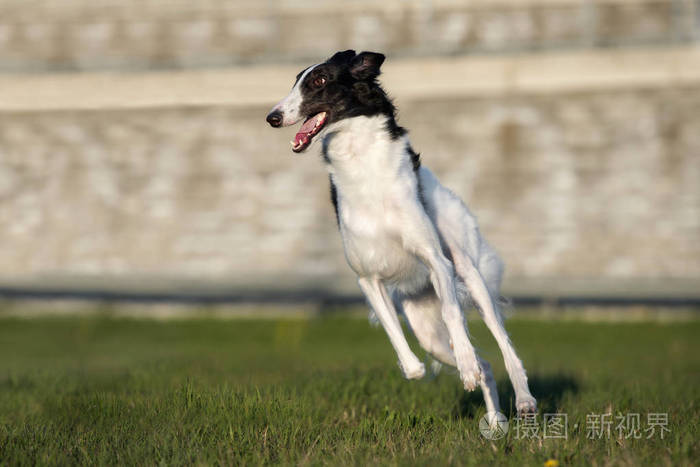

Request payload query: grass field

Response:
[0,311,698,465]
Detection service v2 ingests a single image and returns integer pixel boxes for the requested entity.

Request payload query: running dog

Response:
[266,50,537,415]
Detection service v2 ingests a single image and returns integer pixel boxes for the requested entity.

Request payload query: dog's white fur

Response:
[272,65,317,127]
[274,81,537,415]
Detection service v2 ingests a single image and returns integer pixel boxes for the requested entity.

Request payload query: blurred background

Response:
[0,0,698,311]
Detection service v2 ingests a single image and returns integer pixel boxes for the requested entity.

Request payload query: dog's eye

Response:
[312,76,327,88]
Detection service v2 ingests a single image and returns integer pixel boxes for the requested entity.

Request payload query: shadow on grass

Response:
[454,373,579,419]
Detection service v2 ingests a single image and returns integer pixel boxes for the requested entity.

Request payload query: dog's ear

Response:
[328,50,356,64]
[350,52,385,80]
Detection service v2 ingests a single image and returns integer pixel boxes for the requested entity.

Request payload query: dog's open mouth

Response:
[291,112,328,153]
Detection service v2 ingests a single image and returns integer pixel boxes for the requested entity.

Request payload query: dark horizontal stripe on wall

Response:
[0,286,698,309]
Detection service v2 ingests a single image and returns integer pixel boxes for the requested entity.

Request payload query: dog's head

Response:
[266,50,391,153]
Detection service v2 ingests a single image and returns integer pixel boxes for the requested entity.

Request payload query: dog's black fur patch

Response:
[406,142,425,205]
[297,50,407,141]
[406,143,421,172]
[386,117,407,140]
[329,177,340,226]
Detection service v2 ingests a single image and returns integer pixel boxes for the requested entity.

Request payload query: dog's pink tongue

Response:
[294,115,319,144]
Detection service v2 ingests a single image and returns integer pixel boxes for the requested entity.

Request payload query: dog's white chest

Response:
[325,122,429,288]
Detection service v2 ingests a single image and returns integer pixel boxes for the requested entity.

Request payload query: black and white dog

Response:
[266,50,536,415]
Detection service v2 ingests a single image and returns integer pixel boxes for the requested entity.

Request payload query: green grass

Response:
[0,312,698,465]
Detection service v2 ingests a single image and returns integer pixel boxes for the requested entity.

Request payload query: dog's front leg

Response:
[358,277,426,379]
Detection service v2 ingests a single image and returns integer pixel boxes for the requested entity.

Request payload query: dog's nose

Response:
[266,111,283,128]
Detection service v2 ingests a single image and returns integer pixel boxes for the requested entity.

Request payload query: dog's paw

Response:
[399,360,426,380]
[516,396,537,415]
[459,359,482,391]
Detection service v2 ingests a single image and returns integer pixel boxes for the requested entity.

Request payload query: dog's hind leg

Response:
[418,167,532,401]
[396,289,456,367]
[358,277,425,379]
[397,290,501,414]
[451,245,537,414]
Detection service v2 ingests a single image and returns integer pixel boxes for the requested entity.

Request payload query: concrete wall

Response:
[0,0,697,71]
[0,49,698,294]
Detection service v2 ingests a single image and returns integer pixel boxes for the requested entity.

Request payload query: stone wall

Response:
[0,81,698,289]
[0,0,696,72]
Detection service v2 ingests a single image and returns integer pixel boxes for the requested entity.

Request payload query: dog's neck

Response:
[320,114,416,200]
[321,114,407,168]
